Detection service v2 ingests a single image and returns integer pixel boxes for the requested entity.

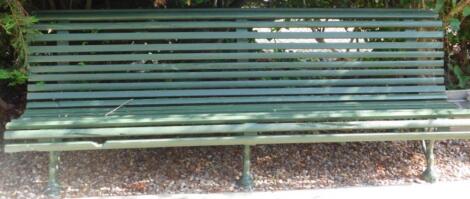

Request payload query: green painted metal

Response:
[8,8,468,159]
[5,131,470,153]
[21,101,456,118]
[47,151,60,197]
[28,52,444,63]
[28,69,444,81]
[8,109,470,130]
[241,144,253,189]
[31,31,443,42]
[33,9,439,21]
[27,86,445,100]
[32,21,442,31]
[25,94,448,108]
[29,42,443,54]
[29,60,444,73]
[27,78,445,92]
[6,118,470,140]
[423,139,438,183]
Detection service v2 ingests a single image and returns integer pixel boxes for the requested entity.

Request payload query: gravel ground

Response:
[1,139,469,198]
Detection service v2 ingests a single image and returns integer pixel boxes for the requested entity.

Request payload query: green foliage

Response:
[439,1,470,89]
[0,0,38,86]
[0,69,27,86]
[450,64,470,88]
[449,18,461,32]
[464,6,470,17]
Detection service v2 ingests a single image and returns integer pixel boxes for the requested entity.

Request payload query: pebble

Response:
[0,141,469,197]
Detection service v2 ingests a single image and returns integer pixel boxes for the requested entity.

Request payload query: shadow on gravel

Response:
[1,140,469,198]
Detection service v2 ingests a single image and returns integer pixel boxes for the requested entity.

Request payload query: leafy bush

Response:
[0,0,38,86]
[437,0,470,89]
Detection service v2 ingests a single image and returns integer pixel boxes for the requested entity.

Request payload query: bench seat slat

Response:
[28,69,444,81]
[7,131,470,153]
[9,130,470,153]
[32,21,443,31]
[28,78,445,92]
[29,42,443,54]
[21,101,455,118]
[29,61,444,73]
[26,94,448,108]
[28,52,444,63]
[27,86,445,100]
[31,31,443,42]
[6,118,470,140]
[8,109,470,130]
[33,9,438,21]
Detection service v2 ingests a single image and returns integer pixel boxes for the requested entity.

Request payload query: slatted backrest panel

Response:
[26,9,446,109]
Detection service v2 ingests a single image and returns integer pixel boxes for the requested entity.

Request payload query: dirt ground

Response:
[0,140,469,198]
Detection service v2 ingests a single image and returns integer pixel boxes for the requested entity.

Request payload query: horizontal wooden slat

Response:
[27,86,445,100]
[8,107,462,127]
[31,31,444,42]
[28,52,444,63]
[28,69,444,81]
[29,60,444,73]
[26,94,448,108]
[9,129,470,153]
[29,42,443,54]
[27,78,445,92]
[21,101,455,117]
[5,118,470,140]
[32,21,443,31]
[8,109,470,130]
[7,130,470,153]
[33,9,439,21]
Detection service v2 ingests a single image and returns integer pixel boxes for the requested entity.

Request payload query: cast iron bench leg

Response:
[241,145,253,190]
[47,151,60,198]
[422,140,437,183]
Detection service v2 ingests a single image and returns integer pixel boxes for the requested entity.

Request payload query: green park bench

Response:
[4,8,470,196]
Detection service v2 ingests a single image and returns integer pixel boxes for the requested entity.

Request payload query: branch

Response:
[444,0,470,21]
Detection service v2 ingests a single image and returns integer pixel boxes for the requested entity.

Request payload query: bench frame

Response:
[4,8,470,197]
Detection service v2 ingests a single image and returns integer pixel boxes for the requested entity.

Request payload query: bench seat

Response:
[6,101,470,152]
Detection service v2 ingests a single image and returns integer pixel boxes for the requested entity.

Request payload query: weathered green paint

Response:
[241,145,253,190]
[29,42,443,54]
[27,86,445,101]
[8,9,467,160]
[27,78,445,92]
[8,109,470,130]
[423,139,438,183]
[33,9,439,21]
[20,101,456,118]
[26,94,448,109]
[28,51,444,63]
[28,69,444,82]
[5,118,470,140]
[47,151,60,197]
[8,8,468,193]
[32,21,442,31]
[5,131,470,153]
[30,61,444,73]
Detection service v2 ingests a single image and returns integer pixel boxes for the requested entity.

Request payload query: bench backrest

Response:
[26,9,446,110]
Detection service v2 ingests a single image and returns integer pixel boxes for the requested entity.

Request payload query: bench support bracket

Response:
[422,139,438,183]
[241,145,253,190]
[47,151,60,198]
